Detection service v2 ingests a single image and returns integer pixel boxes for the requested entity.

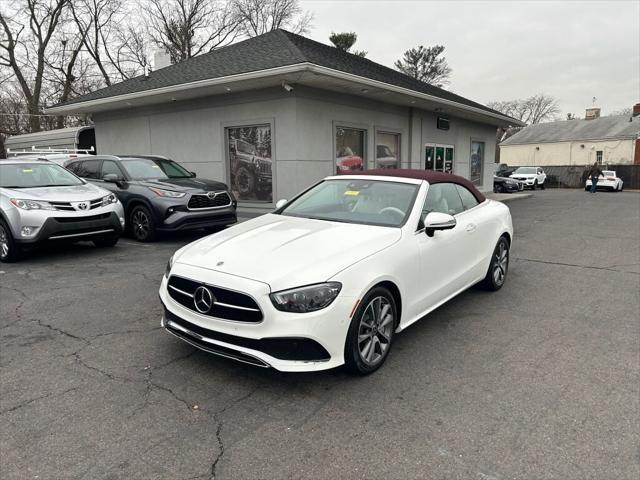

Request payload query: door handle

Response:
[465,223,477,233]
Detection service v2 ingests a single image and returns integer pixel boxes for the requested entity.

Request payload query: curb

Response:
[487,193,534,203]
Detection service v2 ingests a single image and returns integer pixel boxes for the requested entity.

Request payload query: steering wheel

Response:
[378,206,405,222]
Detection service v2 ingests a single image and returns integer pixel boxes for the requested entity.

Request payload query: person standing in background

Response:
[586,162,603,193]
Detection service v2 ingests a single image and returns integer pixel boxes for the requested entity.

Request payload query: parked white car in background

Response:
[159,170,514,374]
[585,170,624,192]
[510,166,547,189]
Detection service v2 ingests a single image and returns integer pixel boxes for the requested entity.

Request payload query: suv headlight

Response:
[270,282,342,313]
[148,187,185,198]
[10,198,56,210]
[164,255,174,279]
[103,193,118,205]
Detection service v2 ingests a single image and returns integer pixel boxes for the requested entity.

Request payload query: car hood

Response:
[174,213,402,291]
[133,177,228,192]
[1,182,108,200]
[512,173,537,179]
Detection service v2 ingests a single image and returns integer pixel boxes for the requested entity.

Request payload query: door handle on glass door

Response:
[465,223,477,233]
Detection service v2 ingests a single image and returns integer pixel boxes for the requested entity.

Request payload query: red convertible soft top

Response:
[338,169,486,203]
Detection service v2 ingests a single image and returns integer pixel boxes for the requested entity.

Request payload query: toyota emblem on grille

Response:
[207,191,217,199]
[77,202,88,210]
[193,286,215,313]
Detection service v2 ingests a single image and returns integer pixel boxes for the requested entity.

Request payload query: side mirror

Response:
[424,212,456,237]
[275,199,288,209]
[103,173,122,183]
[190,171,197,177]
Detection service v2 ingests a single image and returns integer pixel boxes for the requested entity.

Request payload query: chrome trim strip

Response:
[164,319,270,368]
[214,301,260,312]
[168,284,194,298]
[49,228,114,240]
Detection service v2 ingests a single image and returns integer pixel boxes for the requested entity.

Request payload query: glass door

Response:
[425,144,454,172]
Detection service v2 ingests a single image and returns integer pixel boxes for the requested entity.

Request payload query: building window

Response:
[226,125,273,202]
[470,140,485,185]
[596,150,603,164]
[336,126,365,173]
[376,131,400,169]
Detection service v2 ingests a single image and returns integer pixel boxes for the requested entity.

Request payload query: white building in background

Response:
[500,105,640,167]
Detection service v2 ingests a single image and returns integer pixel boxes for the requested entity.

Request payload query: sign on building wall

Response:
[227,125,273,202]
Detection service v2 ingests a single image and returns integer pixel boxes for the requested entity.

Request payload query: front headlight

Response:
[9,198,56,210]
[103,193,118,205]
[148,187,185,198]
[164,255,174,279]
[270,282,342,313]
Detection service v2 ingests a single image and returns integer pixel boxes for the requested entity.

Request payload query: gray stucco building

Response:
[49,30,522,217]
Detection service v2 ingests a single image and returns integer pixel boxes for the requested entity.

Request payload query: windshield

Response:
[514,167,537,174]
[0,162,83,188]
[377,145,394,157]
[279,179,419,227]
[120,158,191,180]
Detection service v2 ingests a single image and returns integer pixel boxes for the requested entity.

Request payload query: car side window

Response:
[422,183,464,219]
[101,160,123,179]
[75,159,101,179]
[455,184,479,211]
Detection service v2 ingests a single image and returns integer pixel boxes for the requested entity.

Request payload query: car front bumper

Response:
[11,204,125,244]
[158,206,237,232]
[158,264,355,372]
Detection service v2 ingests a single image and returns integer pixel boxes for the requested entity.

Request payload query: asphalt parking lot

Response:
[1,189,639,480]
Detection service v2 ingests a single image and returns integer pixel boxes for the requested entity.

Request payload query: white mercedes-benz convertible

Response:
[159,170,513,374]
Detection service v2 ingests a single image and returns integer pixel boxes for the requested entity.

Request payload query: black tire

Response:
[235,166,256,198]
[533,180,538,190]
[620,184,624,192]
[130,205,156,242]
[344,286,397,375]
[585,187,590,191]
[480,237,510,291]
[93,234,119,247]
[539,181,545,190]
[0,219,20,263]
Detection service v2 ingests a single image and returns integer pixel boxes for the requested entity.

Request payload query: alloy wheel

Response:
[132,210,150,239]
[0,224,9,259]
[357,296,394,366]
[492,241,509,286]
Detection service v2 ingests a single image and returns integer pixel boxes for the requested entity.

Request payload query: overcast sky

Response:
[301,0,639,117]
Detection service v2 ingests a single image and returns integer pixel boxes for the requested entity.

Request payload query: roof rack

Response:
[7,146,95,156]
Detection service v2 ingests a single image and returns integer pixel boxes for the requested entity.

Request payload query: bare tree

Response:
[608,107,632,116]
[487,94,560,124]
[145,0,240,63]
[329,32,366,57]
[394,45,452,87]
[0,0,68,132]
[232,0,312,37]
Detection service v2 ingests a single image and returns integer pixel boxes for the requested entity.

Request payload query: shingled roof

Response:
[501,114,640,145]
[51,29,511,120]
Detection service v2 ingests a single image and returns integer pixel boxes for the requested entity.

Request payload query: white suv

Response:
[510,166,547,190]
[0,159,125,262]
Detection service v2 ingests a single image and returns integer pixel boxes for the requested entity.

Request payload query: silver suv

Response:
[0,158,125,262]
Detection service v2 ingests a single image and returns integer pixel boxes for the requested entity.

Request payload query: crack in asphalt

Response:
[515,257,640,275]
[0,285,28,330]
[0,387,79,415]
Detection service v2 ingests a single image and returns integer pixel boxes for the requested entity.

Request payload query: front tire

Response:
[235,166,256,198]
[344,287,397,375]
[0,219,20,263]
[481,237,510,291]
[130,205,156,242]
